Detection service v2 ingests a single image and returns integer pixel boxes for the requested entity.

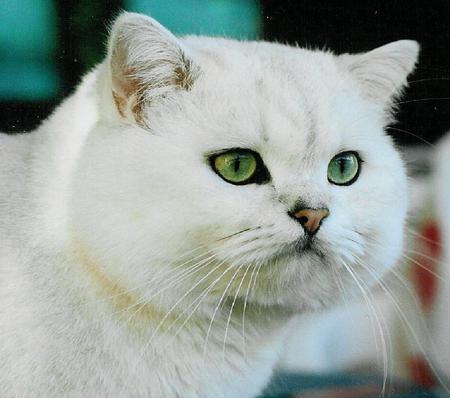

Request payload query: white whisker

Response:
[203,263,242,361]
[241,262,259,360]
[406,228,443,248]
[116,249,245,396]
[356,258,450,393]
[340,258,390,398]
[222,261,252,360]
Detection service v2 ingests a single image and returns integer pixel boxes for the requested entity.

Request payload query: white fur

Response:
[0,12,418,397]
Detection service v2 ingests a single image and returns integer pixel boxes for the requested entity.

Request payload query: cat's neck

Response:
[19,65,107,242]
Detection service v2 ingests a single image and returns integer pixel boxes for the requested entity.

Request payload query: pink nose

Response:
[292,208,330,235]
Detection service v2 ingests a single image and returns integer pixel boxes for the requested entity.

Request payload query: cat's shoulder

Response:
[0,132,32,188]
[0,131,32,164]
[0,132,34,235]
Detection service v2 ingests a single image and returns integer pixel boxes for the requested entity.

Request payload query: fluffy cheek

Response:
[69,129,279,294]
[360,165,407,272]
[330,151,409,289]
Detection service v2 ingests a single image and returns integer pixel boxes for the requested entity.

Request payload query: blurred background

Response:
[1,1,449,397]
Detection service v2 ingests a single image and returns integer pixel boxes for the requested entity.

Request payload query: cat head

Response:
[70,12,419,313]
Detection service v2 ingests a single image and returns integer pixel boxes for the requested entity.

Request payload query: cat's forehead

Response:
[182,38,370,157]
[185,37,344,94]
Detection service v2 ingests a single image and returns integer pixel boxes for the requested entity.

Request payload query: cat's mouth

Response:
[257,236,326,267]
[293,236,326,258]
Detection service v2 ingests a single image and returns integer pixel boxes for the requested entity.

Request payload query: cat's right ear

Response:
[106,12,198,126]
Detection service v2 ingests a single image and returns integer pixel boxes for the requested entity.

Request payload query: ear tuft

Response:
[107,12,198,126]
[341,40,420,108]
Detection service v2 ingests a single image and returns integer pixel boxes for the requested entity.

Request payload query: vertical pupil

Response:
[338,158,346,174]
[234,157,241,172]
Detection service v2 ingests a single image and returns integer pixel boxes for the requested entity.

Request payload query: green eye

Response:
[327,151,361,186]
[210,149,268,185]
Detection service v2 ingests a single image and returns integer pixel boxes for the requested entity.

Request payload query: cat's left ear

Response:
[340,40,419,108]
[106,12,198,125]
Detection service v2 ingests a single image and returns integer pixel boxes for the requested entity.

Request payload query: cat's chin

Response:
[242,244,345,312]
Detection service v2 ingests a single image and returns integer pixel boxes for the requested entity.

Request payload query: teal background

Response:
[0,0,58,99]
[0,0,261,101]
[127,0,261,38]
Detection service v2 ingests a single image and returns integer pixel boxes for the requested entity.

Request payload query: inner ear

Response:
[107,12,198,126]
[340,40,419,110]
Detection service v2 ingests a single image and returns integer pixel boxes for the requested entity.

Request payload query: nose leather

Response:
[293,208,330,235]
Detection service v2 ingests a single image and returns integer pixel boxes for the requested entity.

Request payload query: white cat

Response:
[0,12,419,398]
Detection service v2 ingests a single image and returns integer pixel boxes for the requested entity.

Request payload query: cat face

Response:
[70,13,418,313]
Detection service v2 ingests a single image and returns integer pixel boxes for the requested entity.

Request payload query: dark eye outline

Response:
[327,151,362,186]
[208,148,271,186]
